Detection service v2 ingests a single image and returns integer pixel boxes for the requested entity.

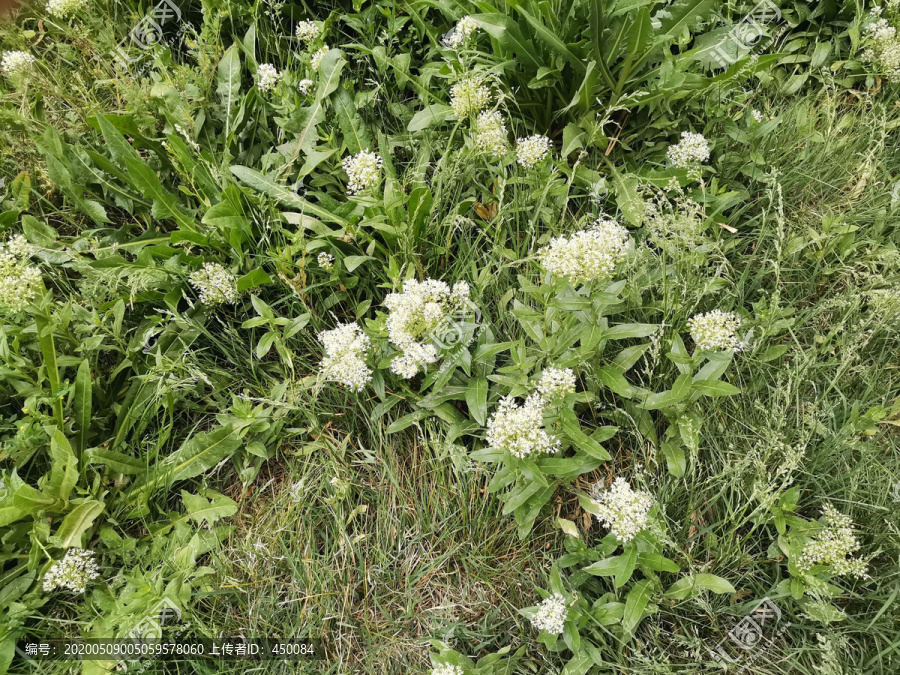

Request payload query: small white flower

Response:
[667,131,710,168]
[538,218,630,284]
[751,109,765,123]
[530,593,568,635]
[318,322,372,392]
[445,15,480,49]
[1,51,36,76]
[297,78,314,95]
[256,63,282,93]
[798,504,868,579]
[43,548,100,594]
[295,20,320,44]
[591,477,654,543]
[317,252,334,269]
[310,45,330,72]
[687,310,742,351]
[486,393,560,459]
[516,134,551,169]
[0,235,42,312]
[473,110,509,157]
[342,149,383,195]
[431,664,464,675]
[188,263,238,305]
[46,0,87,18]
[450,78,491,118]
[537,367,575,400]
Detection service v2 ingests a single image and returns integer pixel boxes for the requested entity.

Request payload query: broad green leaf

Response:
[602,323,658,340]
[181,490,237,528]
[616,544,637,588]
[694,573,736,594]
[642,374,692,410]
[237,269,272,292]
[470,14,541,69]
[85,448,145,474]
[465,377,489,426]
[386,409,431,434]
[661,441,686,477]
[216,45,242,140]
[408,104,453,131]
[583,556,619,576]
[692,380,741,397]
[48,432,78,501]
[622,580,653,634]
[231,166,348,227]
[73,359,92,456]
[333,87,372,154]
[638,553,680,573]
[656,0,716,39]
[21,214,57,248]
[54,500,104,548]
[560,413,611,461]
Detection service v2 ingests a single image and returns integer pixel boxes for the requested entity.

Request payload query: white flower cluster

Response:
[667,131,710,168]
[486,393,560,459]
[297,78,314,95]
[473,111,509,157]
[384,279,470,378]
[295,20,320,44]
[43,548,100,594]
[591,477,654,543]
[537,367,575,400]
[317,252,334,269]
[431,664,464,675]
[342,149,383,195]
[450,78,491,118]
[46,0,87,17]
[1,50,36,76]
[256,63,282,93]
[0,235,42,312]
[311,45,330,71]
[188,263,238,305]
[798,504,868,579]
[751,109,765,124]
[530,593,568,635]
[537,218,630,284]
[445,15,480,49]
[318,322,372,392]
[687,310,742,351]
[863,9,900,82]
[516,134,551,169]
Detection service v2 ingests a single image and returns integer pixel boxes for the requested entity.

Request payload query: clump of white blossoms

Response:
[486,393,560,458]
[43,548,100,594]
[798,504,868,579]
[0,235,42,312]
[297,78,314,95]
[537,367,576,400]
[46,0,87,17]
[256,63,282,93]
[516,134,551,169]
[384,279,471,378]
[431,664,464,675]
[537,218,630,284]
[342,149,383,195]
[667,131,710,168]
[473,111,509,157]
[1,51,36,76]
[530,593,568,635]
[188,263,238,306]
[317,252,334,270]
[751,109,765,124]
[295,20,320,44]
[310,45,330,71]
[318,322,372,392]
[863,7,900,82]
[445,15,480,49]
[450,78,491,117]
[591,477,654,543]
[687,310,742,351]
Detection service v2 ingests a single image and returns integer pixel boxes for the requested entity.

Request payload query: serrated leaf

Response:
[333,87,372,153]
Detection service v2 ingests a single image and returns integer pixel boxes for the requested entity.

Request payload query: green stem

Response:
[34,311,64,428]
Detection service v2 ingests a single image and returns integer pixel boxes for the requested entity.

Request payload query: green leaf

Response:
[507,1,586,74]
[561,653,593,675]
[616,544,637,588]
[612,172,645,225]
[660,441,686,477]
[642,374,692,410]
[656,0,716,39]
[583,556,620,576]
[560,413,611,461]
[216,45,242,140]
[85,448,145,474]
[21,214,57,248]
[333,87,372,154]
[465,377,489,426]
[602,323,658,340]
[73,359,92,456]
[694,573,736,594]
[470,14,541,69]
[407,104,453,131]
[231,165,348,227]
[622,580,653,634]
[181,490,238,528]
[638,553,680,573]
[692,380,741,397]
[237,269,272,292]
[54,500,104,548]
[343,255,374,272]
[48,432,78,501]
[386,409,431,434]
